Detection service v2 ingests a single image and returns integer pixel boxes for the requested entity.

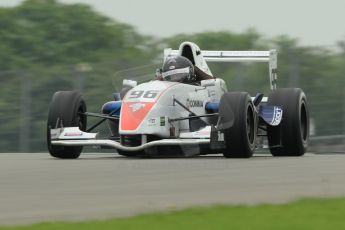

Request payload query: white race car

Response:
[47,41,309,158]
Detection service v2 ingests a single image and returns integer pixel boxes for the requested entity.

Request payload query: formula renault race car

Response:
[47,41,309,159]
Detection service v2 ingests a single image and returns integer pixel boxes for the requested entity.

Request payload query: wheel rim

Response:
[246,105,255,144]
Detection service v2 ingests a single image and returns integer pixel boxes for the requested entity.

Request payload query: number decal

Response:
[144,90,158,98]
[129,90,159,99]
[129,90,144,98]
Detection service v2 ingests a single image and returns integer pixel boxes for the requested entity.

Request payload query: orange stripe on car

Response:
[120,102,155,131]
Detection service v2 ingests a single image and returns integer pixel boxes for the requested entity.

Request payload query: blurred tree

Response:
[0,0,157,151]
[0,0,155,70]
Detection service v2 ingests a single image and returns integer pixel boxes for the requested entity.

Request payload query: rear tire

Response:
[47,91,87,159]
[219,92,256,158]
[267,88,309,156]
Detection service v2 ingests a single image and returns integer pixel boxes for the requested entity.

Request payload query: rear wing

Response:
[165,49,278,90]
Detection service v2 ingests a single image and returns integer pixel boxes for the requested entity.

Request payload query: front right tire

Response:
[267,88,309,156]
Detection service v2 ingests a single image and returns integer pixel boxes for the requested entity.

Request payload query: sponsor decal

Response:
[160,116,165,126]
[271,107,283,126]
[64,132,83,136]
[186,99,204,108]
[147,118,157,126]
[169,65,176,70]
[129,103,146,112]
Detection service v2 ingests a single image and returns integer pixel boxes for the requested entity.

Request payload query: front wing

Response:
[50,127,212,152]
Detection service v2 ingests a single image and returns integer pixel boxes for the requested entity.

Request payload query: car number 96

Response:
[128,90,159,99]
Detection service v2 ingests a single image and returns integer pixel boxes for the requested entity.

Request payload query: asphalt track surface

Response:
[1,152,345,225]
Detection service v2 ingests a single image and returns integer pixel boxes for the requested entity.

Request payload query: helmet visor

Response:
[162,67,190,82]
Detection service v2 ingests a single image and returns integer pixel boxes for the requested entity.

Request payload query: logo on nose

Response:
[129,103,146,112]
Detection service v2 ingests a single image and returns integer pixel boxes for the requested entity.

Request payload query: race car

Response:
[47,41,309,159]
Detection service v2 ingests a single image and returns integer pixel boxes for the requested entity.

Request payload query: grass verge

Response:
[1,197,345,230]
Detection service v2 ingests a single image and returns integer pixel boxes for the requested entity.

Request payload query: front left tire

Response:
[47,91,87,159]
[218,92,257,158]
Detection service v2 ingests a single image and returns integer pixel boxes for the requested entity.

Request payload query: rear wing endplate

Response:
[165,49,278,90]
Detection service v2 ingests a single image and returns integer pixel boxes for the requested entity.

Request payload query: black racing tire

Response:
[47,91,87,159]
[267,88,309,156]
[219,92,256,158]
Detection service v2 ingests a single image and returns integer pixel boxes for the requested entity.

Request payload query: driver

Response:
[156,55,214,83]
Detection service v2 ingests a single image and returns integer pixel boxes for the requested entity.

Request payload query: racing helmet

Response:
[161,55,195,82]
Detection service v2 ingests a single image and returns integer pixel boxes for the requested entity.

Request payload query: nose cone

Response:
[119,80,178,132]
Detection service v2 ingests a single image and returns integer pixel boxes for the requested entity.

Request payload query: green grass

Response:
[2,197,345,230]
